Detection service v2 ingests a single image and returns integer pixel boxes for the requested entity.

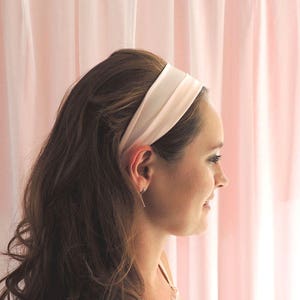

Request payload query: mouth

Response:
[202,194,214,209]
[203,201,211,209]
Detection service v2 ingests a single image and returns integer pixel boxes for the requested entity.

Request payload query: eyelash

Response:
[209,155,222,164]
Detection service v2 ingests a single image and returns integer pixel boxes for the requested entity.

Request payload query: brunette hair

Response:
[0,49,208,300]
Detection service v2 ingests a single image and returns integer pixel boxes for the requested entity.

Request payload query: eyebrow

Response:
[209,142,224,150]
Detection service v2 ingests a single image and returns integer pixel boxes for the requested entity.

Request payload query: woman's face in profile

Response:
[144,100,229,236]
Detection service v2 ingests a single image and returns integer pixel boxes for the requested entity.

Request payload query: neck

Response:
[133,210,169,287]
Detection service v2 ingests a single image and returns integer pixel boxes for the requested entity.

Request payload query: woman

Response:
[0,49,228,300]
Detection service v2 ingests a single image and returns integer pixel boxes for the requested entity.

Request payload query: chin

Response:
[192,227,208,236]
[173,223,208,236]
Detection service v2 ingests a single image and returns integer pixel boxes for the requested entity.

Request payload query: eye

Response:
[208,154,222,164]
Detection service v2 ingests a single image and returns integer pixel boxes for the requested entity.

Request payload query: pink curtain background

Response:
[1,1,299,299]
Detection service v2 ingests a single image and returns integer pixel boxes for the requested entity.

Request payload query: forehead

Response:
[194,100,224,150]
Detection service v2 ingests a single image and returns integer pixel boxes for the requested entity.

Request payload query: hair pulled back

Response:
[0,49,208,300]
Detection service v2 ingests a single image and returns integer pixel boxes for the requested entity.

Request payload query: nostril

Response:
[218,173,229,188]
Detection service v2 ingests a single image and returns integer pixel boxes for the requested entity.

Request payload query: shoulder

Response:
[160,250,174,284]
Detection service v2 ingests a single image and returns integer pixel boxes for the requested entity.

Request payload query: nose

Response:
[215,166,229,188]
[216,174,229,188]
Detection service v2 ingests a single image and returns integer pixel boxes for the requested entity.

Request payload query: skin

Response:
[127,99,229,299]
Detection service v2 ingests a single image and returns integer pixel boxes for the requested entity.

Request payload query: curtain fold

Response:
[0,1,299,299]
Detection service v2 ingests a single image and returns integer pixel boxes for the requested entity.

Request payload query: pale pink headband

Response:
[119,63,203,166]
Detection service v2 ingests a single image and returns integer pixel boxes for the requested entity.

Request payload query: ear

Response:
[127,145,155,193]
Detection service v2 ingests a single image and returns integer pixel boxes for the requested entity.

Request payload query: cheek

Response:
[145,162,214,219]
[169,166,209,212]
[187,163,213,192]
[194,167,213,191]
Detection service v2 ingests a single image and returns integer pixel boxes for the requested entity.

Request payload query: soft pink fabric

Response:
[1,1,299,299]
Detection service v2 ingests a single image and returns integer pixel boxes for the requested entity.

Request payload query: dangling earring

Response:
[140,188,146,208]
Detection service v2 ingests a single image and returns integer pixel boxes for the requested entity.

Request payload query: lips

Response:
[203,202,211,209]
[203,194,214,206]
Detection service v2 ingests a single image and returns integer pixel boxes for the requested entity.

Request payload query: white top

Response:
[158,259,180,300]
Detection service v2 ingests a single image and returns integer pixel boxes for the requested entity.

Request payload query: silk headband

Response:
[118,63,203,165]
